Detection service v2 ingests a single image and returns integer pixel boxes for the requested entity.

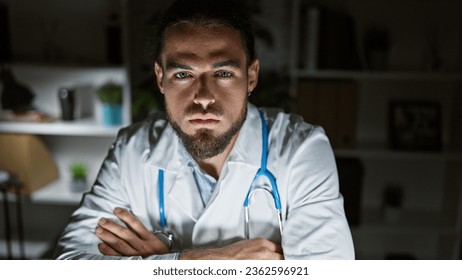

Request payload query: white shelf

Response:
[0,240,51,260]
[10,62,126,71]
[29,179,86,206]
[292,70,462,81]
[334,145,462,161]
[352,208,456,235]
[0,118,122,137]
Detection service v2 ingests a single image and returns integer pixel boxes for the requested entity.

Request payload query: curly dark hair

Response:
[152,0,256,65]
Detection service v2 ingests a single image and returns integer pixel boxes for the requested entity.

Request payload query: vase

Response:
[71,178,87,193]
[102,103,122,126]
[58,88,75,121]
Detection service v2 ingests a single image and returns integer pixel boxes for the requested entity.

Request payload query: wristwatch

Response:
[153,231,174,250]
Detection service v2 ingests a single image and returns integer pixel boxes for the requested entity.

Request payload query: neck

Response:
[196,133,239,180]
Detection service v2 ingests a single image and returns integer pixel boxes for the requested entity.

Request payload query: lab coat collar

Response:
[147,124,184,173]
[226,103,262,168]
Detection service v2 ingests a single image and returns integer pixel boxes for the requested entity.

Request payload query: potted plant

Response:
[70,161,88,192]
[131,89,161,122]
[96,82,123,126]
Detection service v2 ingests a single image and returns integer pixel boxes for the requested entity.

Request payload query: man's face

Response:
[154,23,259,160]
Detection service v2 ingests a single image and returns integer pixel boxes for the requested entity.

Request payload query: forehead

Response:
[161,23,247,64]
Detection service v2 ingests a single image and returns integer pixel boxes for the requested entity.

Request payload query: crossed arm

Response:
[95,207,284,260]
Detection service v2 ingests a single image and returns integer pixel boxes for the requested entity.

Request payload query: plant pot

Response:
[102,103,122,126]
[71,178,87,193]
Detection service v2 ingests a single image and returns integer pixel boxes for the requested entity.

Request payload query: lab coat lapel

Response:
[147,125,203,223]
[167,167,204,222]
[226,104,262,167]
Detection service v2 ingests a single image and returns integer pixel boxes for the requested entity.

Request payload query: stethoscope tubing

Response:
[158,169,167,228]
[243,110,283,238]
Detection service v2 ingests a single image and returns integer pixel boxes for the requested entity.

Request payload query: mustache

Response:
[185,103,223,116]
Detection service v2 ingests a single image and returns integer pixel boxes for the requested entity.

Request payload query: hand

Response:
[95,207,170,257]
[179,238,284,260]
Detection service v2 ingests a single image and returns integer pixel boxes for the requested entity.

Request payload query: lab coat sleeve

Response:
[53,128,178,260]
[282,125,355,259]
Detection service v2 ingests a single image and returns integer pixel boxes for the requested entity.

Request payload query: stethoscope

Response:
[155,110,283,249]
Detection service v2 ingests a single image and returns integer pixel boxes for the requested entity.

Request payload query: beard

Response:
[167,102,247,161]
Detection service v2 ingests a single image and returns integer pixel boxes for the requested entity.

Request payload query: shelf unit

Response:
[0,118,122,137]
[0,0,133,259]
[292,70,462,82]
[0,62,127,204]
[3,63,131,125]
[289,0,462,259]
[0,121,119,205]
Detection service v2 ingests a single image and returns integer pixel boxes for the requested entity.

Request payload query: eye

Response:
[215,71,233,78]
[174,72,191,79]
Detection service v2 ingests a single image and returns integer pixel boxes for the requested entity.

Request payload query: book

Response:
[297,79,359,149]
[301,5,361,70]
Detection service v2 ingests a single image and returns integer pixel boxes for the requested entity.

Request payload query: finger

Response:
[263,240,284,259]
[95,226,137,255]
[251,238,284,260]
[99,213,169,255]
[98,217,140,244]
[256,238,283,254]
[272,242,283,254]
[97,217,125,231]
[105,211,167,254]
[114,207,152,240]
[98,242,121,256]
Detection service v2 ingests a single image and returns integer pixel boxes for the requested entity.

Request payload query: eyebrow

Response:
[165,60,193,70]
[164,59,241,71]
[212,59,241,69]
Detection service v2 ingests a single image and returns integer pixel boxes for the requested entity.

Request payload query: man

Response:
[54,0,354,260]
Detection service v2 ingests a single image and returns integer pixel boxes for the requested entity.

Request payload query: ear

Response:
[247,58,260,93]
[154,62,165,94]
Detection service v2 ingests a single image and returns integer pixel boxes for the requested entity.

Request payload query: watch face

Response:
[153,231,174,250]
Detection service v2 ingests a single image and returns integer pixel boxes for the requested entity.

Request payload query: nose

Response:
[193,76,215,109]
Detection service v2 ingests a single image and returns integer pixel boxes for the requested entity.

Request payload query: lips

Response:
[189,118,219,125]
[188,114,220,127]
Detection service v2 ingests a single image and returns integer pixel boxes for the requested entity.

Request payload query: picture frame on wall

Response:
[388,101,442,151]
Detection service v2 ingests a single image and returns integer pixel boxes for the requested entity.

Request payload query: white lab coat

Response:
[54,103,355,260]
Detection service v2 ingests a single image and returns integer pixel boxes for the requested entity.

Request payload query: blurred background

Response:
[0,0,461,260]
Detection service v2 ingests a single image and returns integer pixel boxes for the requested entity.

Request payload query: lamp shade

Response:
[0,134,58,194]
